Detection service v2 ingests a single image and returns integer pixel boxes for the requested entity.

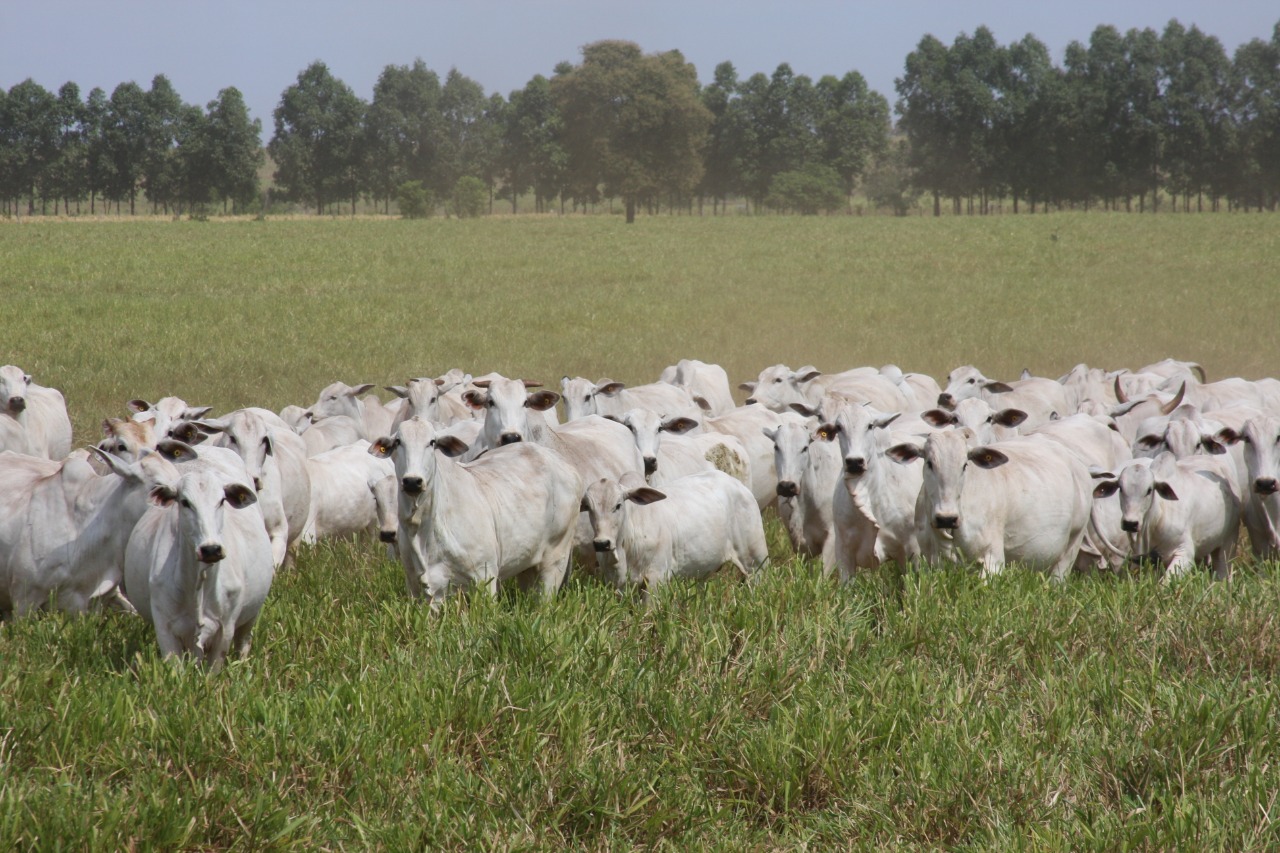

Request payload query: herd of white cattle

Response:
[2,357,1279,667]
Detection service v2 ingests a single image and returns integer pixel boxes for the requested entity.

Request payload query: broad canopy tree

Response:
[553,41,712,223]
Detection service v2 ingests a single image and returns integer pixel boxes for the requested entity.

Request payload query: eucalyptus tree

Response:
[697,61,749,214]
[814,70,890,208]
[103,81,150,214]
[269,61,366,214]
[204,87,262,213]
[553,40,711,223]
[50,82,87,214]
[438,68,489,198]
[1232,22,1280,210]
[500,74,564,213]
[736,64,820,210]
[1160,22,1234,211]
[2,79,59,214]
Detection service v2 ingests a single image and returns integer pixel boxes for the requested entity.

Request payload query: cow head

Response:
[579,474,666,558]
[0,365,32,414]
[150,468,258,564]
[465,376,558,448]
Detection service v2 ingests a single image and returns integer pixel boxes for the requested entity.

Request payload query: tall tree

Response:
[736,64,821,209]
[204,87,262,212]
[103,81,149,214]
[698,61,749,213]
[50,82,88,214]
[3,79,59,214]
[82,87,111,214]
[1232,22,1280,210]
[269,62,366,213]
[438,68,490,197]
[141,74,185,213]
[364,60,444,213]
[500,74,564,213]
[814,70,890,207]
[553,40,711,223]
[1160,22,1233,211]
[896,35,961,215]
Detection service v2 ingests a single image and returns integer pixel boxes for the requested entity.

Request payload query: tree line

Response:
[2,19,1278,220]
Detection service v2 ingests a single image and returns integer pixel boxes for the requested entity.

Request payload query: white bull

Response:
[370,418,582,607]
[0,365,73,460]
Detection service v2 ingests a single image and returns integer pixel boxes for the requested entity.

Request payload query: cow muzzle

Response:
[643,457,658,475]
[844,457,866,475]
[379,530,397,543]
[1255,477,1279,496]
[937,393,955,410]
[776,480,799,498]
[198,543,225,563]
[401,476,424,495]
[593,539,613,553]
[7,397,25,413]
[744,398,758,406]
[499,433,522,446]
[1121,519,1140,533]
[933,513,958,530]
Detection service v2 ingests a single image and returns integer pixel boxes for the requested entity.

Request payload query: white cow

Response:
[742,365,906,414]
[302,440,396,542]
[581,470,768,595]
[370,418,582,607]
[0,443,185,618]
[386,374,471,427]
[607,408,747,486]
[193,408,312,568]
[0,366,73,460]
[937,365,1068,429]
[887,428,1092,580]
[1092,451,1240,581]
[1225,415,1280,560]
[701,405,790,512]
[815,404,930,569]
[124,463,273,667]
[128,396,212,441]
[560,376,704,423]
[306,381,397,441]
[764,417,843,569]
[659,359,736,416]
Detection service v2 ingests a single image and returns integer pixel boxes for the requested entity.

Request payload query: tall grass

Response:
[2,215,1279,847]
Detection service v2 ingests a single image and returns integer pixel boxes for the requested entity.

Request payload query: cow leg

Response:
[232,620,256,658]
[1161,548,1194,583]
[979,546,1006,580]
[1211,547,1232,581]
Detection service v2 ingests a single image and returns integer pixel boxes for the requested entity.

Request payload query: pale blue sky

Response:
[3,2,1276,136]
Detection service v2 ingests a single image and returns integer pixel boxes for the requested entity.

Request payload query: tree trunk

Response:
[625,196,636,224]
[933,190,941,217]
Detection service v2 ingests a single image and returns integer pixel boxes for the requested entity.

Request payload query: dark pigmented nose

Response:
[499,433,522,446]
[937,393,955,410]
[844,457,866,475]
[8,397,25,413]
[934,513,958,530]
[379,530,397,543]
[776,481,798,498]
[1121,519,1140,533]
[643,457,658,475]
[1255,478,1279,496]
[744,398,757,406]
[198,543,225,563]
[593,539,613,553]
[401,476,424,495]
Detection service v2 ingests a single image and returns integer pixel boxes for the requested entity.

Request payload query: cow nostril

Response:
[401,477,424,494]
[744,398,757,406]
[845,458,866,475]
[1256,478,1279,495]
[934,514,957,529]
[1121,520,1140,533]
[379,530,397,543]
[593,540,613,553]
[198,544,224,563]
[644,457,657,475]
[8,397,25,412]
[500,433,522,446]
[776,481,798,498]
[937,394,954,410]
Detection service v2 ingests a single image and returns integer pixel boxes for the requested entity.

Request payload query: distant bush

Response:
[766,164,847,215]
[450,176,487,219]
[397,181,433,219]
[863,140,922,216]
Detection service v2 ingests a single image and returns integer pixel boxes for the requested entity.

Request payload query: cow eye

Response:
[613,503,622,511]
[228,435,238,445]
[583,396,590,402]
[1146,487,1153,495]
[773,378,782,383]
[925,460,933,470]
[967,378,976,384]
[179,498,192,509]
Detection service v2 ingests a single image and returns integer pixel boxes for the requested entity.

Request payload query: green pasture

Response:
[2,214,1280,848]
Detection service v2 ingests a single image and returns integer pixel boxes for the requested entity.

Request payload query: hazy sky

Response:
[3,2,1277,136]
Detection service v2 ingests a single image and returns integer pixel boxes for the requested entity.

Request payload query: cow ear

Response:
[88,445,135,480]
[991,409,1028,428]
[761,426,779,442]
[1200,436,1226,455]
[738,381,757,393]
[596,381,625,396]
[790,403,821,418]
[871,411,902,430]
[385,385,409,399]
[462,390,488,410]
[795,369,822,384]
[262,434,274,457]
[102,417,121,437]
[351,383,376,397]
[169,422,208,445]
[224,483,258,509]
[1093,480,1120,499]
[693,395,712,412]
[1020,368,1033,381]
[983,381,1015,394]
[525,390,561,412]
[155,439,198,463]
[369,437,399,458]
[184,406,213,419]
[660,417,698,435]
[435,435,469,457]
[921,409,957,428]
[886,443,921,464]
[1136,434,1163,451]
[149,484,178,507]
[626,486,667,505]
[127,399,151,414]
[816,423,841,442]
[968,447,1009,469]
[194,418,229,434]
[471,380,492,389]
[1154,481,1180,501]
[1216,427,1241,445]
[519,379,544,389]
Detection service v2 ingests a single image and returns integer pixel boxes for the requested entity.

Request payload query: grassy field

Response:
[2,214,1280,848]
